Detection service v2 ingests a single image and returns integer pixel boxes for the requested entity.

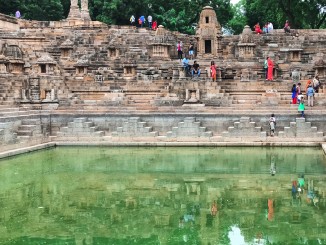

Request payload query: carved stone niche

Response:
[185,89,200,103]
[289,49,302,62]
[9,62,24,73]
[184,178,205,195]
[314,59,326,78]
[37,54,56,75]
[108,47,119,58]
[240,68,251,82]
[123,64,137,77]
[60,39,74,59]
[151,44,170,59]
[75,56,89,75]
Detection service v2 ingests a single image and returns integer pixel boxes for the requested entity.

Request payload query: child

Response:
[298,99,305,117]
[269,114,276,136]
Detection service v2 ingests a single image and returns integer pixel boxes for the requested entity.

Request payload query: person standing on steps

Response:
[210,61,217,82]
[269,114,276,136]
[147,15,152,29]
[306,84,315,107]
[188,43,194,60]
[130,15,135,26]
[177,41,183,62]
[291,84,297,104]
[298,98,305,117]
[264,57,268,80]
[267,57,274,81]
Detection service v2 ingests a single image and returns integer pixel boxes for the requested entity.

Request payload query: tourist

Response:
[269,114,276,137]
[307,85,315,107]
[147,15,152,29]
[268,22,274,33]
[298,98,305,117]
[192,60,201,78]
[296,82,302,102]
[210,61,217,82]
[210,200,218,217]
[291,84,297,104]
[152,20,157,31]
[182,57,190,76]
[263,23,268,33]
[189,43,194,60]
[313,75,320,93]
[264,57,268,80]
[305,79,312,97]
[139,16,145,28]
[284,20,291,33]
[15,10,21,19]
[254,22,262,34]
[130,15,135,26]
[177,41,183,61]
[297,92,304,104]
[267,57,274,81]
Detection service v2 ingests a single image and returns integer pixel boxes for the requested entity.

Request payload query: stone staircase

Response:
[16,119,43,141]
[0,122,16,144]
[166,117,212,138]
[278,117,324,139]
[222,117,267,139]
[111,117,158,137]
[56,118,105,138]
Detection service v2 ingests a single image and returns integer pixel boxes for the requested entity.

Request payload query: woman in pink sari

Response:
[267,57,274,81]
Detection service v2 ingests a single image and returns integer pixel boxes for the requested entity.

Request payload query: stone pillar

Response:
[67,0,81,19]
[81,0,91,20]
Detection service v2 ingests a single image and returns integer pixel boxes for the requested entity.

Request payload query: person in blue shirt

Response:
[182,57,190,76]
[306,84,315,107]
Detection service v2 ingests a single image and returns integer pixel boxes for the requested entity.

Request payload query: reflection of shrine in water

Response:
[0,147,326,244]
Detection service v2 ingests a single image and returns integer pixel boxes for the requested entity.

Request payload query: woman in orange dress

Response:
[267,57,274,80]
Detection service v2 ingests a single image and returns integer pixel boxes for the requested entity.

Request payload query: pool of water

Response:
[0,146,326,244]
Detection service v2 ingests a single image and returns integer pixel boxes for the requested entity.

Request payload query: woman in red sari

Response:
[267,57,274,81]
[152,20,157,31]
[210,61,217,82]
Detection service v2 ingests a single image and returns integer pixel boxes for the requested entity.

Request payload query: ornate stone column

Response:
[68,0,81,19]
[81,0,91,20]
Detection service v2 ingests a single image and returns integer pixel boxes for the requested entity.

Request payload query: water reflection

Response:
[0,146,325,244]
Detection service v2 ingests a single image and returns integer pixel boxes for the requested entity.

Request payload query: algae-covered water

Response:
[0,146,326,245]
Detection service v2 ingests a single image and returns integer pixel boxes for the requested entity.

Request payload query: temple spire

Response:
[67,0,80,19]
[81,0,91,20]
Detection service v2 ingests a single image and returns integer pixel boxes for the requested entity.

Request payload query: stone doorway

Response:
[205,40,212,54]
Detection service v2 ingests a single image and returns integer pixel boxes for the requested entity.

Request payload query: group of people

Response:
[254,20,292,34]
[254,22,274,34]
[129,15,157,30]
[291,76,321,117]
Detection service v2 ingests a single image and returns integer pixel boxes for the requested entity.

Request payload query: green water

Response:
[0,146,326,245]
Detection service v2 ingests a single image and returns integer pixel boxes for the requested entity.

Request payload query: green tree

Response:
[243,0,326,29]
[227,0,248,34]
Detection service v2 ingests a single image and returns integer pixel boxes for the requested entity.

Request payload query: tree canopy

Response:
[0,0,325,34]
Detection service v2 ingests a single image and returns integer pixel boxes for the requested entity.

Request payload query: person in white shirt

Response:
[147,15,152,29]
[269,114,276,136]
[268,22,273,33]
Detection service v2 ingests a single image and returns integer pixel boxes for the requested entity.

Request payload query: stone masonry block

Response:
[74,118,87,123]
[240,117,250,123]
[290,122,296,128]
[234,122,240,128]
[184,117,195,123]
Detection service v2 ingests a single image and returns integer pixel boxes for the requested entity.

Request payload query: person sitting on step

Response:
[191,61,201,78]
